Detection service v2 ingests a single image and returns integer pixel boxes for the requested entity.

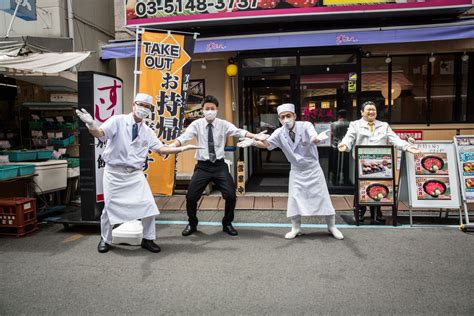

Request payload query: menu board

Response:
[355,146,396,207]
[454,136,474,202]
[399,141,461,209]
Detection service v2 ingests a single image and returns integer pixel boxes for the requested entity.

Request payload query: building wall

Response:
[71,0,115,74]
[0,0,65,37]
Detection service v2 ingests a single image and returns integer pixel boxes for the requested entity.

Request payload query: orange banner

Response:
[138,31,195,195]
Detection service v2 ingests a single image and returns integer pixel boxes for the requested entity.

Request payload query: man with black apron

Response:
[238,103,344,240]
[76,93,200,253]
[170,95,268,237]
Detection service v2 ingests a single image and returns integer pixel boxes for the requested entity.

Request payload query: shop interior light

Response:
[385,55,392,64]
[462,52,469,62]
[201,60,207,70]
[429,53,436,63]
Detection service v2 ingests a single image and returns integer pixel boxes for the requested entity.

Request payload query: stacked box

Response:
[0,197,37,237]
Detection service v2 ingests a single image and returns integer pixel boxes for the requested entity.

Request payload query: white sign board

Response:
[93,74,123,202]
[313,123,332,147]
[399,141,461,209]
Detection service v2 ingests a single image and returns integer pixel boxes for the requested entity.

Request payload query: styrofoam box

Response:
[112,220,143,245]
[67,167,79,178]
[13,160,67,194]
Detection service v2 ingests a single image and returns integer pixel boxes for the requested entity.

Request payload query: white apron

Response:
[287,163,335,217]
[103,166,159,225]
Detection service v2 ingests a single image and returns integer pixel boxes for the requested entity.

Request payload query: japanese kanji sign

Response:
[139,31,195,195]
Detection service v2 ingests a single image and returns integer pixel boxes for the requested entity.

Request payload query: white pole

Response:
[67,0,75,51]
[133,26,142,98]
[5,0,21,37]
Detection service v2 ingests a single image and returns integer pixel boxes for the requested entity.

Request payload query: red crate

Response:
[0,222,37,237]
[0,198,37,228]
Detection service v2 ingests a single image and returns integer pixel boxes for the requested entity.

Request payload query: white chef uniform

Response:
[99,113,163,243]
[266,121,335,217]
[339,118,409,156]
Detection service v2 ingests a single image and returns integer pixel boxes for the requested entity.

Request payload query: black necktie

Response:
[208,123,216,163]
[289,130,295,142]
[132,123,138,141]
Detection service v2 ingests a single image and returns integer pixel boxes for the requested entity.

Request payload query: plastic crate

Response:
[14,164,35,176]
[29,121,44,129]
[37,150,53,160]
[67,157,80,168]
[0,165,19,180]
[4,150,37,162]
[0,222,37,237]
[59,121,78,130]
[51,138,70,146]
[0,197,37,228]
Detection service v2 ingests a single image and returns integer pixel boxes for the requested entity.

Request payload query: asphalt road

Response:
[1,211,473,315]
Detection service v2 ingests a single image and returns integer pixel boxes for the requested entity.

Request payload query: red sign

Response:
[394,130,423,141]
[125,0,472,27]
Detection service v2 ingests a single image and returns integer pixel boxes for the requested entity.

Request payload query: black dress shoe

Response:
[141,239,161,253]
[98,239,111,253]
[182,224,197,236]
[223,224,238,236]
[375,216,386,223]
[358,209,366,223]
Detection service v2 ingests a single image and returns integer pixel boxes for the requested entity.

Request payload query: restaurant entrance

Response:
[239,51,359,193]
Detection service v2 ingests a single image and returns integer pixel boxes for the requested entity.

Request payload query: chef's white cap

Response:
[134,93,153,106]
[277,103,295,115]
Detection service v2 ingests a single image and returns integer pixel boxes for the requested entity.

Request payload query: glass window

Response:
[461,55,469,122]
[242,57,296,68]
[430,55,456,123]
[361,57,389,121]
[390,56,429,124]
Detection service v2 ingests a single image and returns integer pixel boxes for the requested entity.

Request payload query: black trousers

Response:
[186,159,236,226]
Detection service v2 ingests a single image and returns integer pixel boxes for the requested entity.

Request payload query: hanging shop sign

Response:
[0,0,37,21]
[398,141,461,210]
[454,136,474,203]
[348,73,357,93]
[78,71,123,220]
[138,31,195,195]
[125,0,471,27]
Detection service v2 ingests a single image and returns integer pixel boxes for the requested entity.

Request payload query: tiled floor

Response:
[155,195,411,211]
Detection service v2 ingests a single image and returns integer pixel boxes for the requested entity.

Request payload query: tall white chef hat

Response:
[277,103,295,115]
[134,93,154,107]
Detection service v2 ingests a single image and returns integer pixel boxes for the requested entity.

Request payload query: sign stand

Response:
[398,141,462,227]
[453,136,474,232]
[353,145,398,226]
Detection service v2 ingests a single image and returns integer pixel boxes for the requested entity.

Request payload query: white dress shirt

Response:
[176,117,247,161]
[100,113,164,169]
[339,118,409,157]
[266,121,320,169]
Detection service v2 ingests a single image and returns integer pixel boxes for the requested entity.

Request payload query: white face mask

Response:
[134,105,151,119]
[203,110,217,121]
[282,117,294,129]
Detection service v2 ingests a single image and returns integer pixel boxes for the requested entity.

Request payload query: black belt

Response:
[197,159,224,165]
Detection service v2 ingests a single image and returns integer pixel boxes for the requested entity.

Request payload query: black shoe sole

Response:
[141,246,161,253]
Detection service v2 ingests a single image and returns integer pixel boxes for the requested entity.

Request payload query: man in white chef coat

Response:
[76,93,200,253]
[237,103,344,240]
[338,100,420,223]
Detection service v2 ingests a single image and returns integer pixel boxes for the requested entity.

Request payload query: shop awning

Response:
[0,52,91,91]
[101,20,474,59]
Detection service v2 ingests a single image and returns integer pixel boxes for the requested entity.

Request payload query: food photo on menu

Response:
[358,180,394,204]
[415,153,448,175]
[358,152,393,178]
[416,177,452,200]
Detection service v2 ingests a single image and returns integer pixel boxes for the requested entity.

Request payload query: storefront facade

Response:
[108,0,474,194]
